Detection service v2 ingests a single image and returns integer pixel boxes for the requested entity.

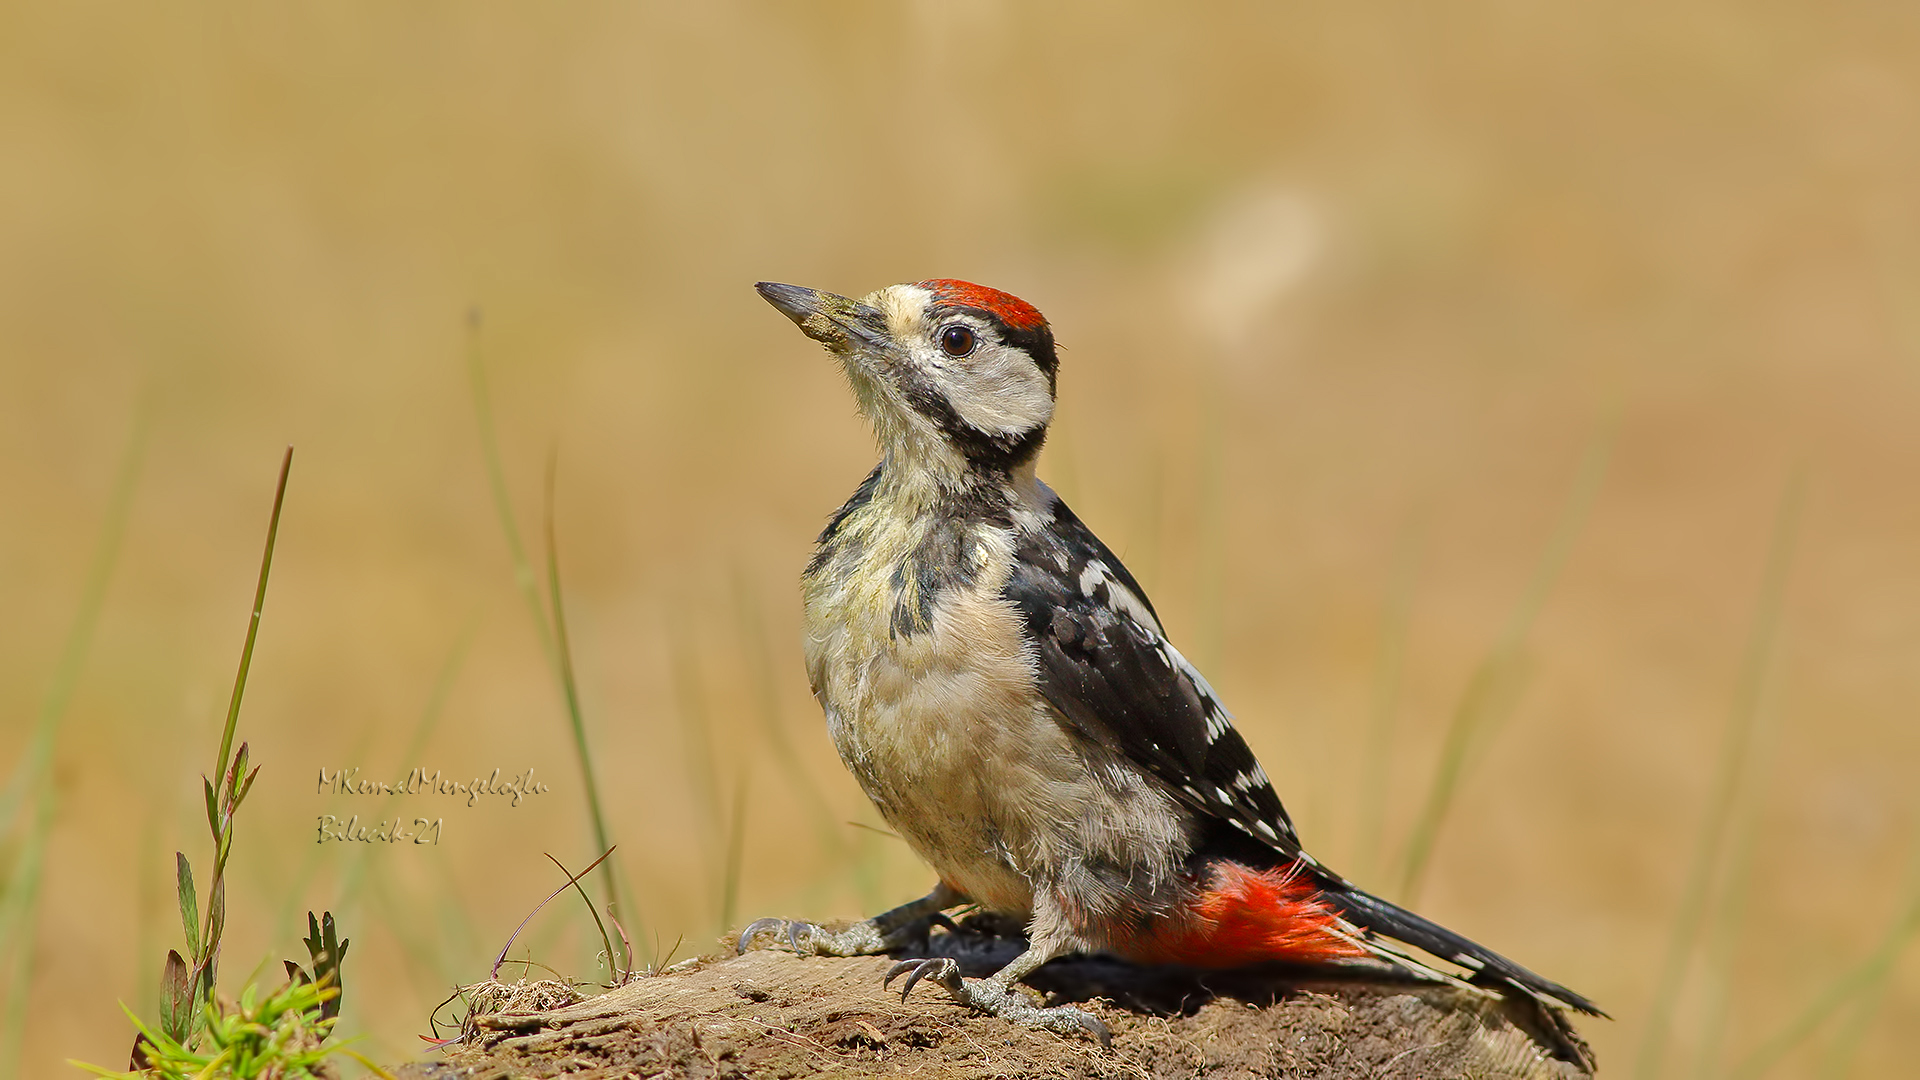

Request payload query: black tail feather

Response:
[1326,883,1606,1017]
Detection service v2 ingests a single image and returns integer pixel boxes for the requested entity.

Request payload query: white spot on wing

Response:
[1078,560,1165,634]
[1077,560,1102,596]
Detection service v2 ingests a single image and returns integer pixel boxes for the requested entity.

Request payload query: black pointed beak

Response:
[755,281,888,349]
[755,281,823,323]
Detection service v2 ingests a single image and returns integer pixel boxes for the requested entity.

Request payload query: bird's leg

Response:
[885,940,1109,1045]
[736,882,962,957]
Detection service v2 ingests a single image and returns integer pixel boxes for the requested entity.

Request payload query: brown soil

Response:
[397,932,1596,1079]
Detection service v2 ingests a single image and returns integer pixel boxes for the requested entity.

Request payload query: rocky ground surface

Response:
[396,931,1597,1079]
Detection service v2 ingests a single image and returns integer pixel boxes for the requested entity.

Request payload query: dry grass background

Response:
[4,2,1919,1076]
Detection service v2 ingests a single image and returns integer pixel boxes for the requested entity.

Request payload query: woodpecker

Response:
[738,278,1602,1042]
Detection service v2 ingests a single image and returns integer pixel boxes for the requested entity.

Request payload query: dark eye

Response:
[938,324,977,357]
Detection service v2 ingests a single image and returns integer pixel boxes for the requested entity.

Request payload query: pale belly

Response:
[809,592,1057,918]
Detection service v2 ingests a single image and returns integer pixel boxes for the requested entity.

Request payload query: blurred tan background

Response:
[4,1,1919,1076]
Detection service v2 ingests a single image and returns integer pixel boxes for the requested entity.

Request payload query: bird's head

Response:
[757,279,1059,483]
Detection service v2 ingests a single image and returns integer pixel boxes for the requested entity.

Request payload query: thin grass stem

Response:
[1355,526,1421,880]
[465,317,633,945]
[1190,374,1229,678]
[1634,474,1802,1080]
[666,626,728,930]
[730,570,841,858]
[213,447,293,788]
[1689,678,1784,1080]
[489,848,616,980]
[464,313,559,667]
[1723,884,1920,1080]
[543,454,627,931]
[1816,830,1920,1078]
[1398,425,1610,902]
[544,852,624,984]
[0,415,144,1080]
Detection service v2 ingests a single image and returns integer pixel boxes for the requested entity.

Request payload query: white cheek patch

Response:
[944,344,1055,436]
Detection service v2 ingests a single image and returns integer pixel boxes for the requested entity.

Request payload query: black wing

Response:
[1004,491,1310,858]
[1005,488,1606,1018]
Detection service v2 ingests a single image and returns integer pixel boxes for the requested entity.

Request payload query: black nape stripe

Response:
[898,377,1049,473]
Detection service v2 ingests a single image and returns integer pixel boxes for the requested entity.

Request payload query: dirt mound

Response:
[400,934,1595,1079]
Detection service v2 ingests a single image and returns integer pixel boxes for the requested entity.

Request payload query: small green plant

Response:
[75,449,369,1079]
[89,979,347,1080]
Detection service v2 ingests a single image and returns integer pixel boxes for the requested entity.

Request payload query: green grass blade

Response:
[0,414,143,1080]
[1724,884,1920,1080]
[213,448,293,790]
[730,569,840,857]
[1816,834,1920,1078]
[1190,375,1229,677]
[0,414,143,824]
[1689,779,1770,1080]
[466,318,632,937]
[1398,425,1611,902]
[1690,616,1793,1080]
[667,628,726,930]
[1633,474,1802,1080]
[542,454,627,930]
[1354,525,1421,880]
[464,313,559,668]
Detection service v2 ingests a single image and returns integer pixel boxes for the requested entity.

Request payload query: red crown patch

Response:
[918,279,1049,333]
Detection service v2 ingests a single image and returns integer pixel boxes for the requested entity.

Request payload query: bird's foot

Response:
[884,957,1110,1046]
[735,911,956,958]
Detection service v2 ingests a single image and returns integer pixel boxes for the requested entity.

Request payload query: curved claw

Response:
[882,959,918,990]
[883,956,960,1001]
[926,911,960,935]
[737,917,819,956]
[903,957,958,1000]
[1078,1012,1112,1048]
[786,921,814,954]
[736,917,787,954]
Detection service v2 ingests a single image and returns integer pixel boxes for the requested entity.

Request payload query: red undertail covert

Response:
[1115,861,1367,969]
